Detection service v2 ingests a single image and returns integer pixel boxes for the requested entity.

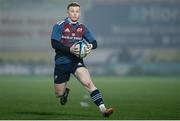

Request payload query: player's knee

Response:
[84,81,96,91]
[55,90,65,97]
[84,81,90,88]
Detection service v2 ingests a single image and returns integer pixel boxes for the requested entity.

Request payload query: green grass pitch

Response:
[0,76,179,119]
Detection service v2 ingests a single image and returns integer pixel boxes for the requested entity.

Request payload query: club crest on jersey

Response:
[64,28,70,32]
[77,27,83,33]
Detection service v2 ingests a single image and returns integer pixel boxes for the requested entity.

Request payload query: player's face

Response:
[68,6,80,22]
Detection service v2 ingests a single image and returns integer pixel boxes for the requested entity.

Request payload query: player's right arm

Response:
[51,23,79,56]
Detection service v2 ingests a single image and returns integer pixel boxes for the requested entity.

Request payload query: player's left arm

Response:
[83,26,97,55]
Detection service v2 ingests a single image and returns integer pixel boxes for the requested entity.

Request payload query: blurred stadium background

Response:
[0,0,180,119]
[0,0,180,76]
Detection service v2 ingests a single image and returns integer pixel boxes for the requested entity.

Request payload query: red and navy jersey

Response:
[51,18,97,64]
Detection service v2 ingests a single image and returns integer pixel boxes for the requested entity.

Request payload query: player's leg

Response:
[74,66,113,117]
[54,83,70,105]
[54,64,70,105]
[54,83,67,97]
[74,67,96,92]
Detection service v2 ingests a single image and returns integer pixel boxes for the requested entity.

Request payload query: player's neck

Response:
[68,18,78,24]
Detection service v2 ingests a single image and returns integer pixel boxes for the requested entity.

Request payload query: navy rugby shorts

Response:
[54,61,86,84]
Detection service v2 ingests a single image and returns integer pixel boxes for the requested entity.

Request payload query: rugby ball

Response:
[74,40,88,59]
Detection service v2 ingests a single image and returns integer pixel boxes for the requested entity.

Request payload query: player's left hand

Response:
[85,44,93,55]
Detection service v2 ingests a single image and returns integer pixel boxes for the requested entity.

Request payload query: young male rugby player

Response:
[51,2,113,117]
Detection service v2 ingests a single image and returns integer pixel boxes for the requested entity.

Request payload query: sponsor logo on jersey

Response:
[61,35,82,40]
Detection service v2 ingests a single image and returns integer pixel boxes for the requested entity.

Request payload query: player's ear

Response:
[78,11,81,19]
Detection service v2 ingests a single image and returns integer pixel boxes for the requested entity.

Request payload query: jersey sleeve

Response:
[51,22,70,53]
[83,26,97,49]
[51,23,63,41]
[83,26,95,43]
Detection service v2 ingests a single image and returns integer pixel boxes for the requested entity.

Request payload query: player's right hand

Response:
[70,44,79,57]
